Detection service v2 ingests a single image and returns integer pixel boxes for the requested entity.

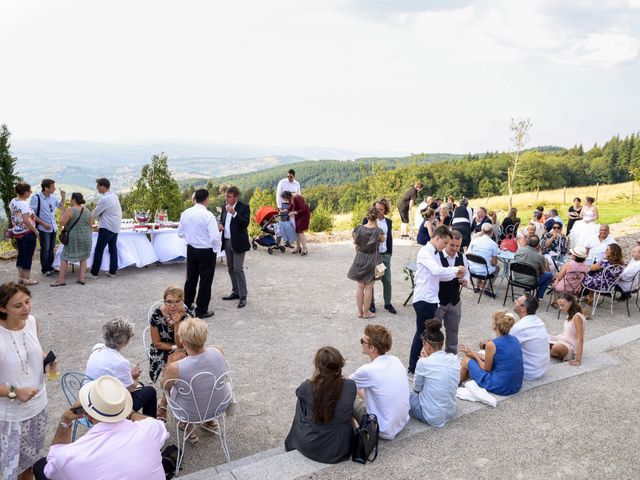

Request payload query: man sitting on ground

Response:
[513,235,554,299]
[350,324,410,440]
[510,294,549,381]
[34,375,168,480]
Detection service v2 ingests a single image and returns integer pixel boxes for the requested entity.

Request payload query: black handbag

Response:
[352,413,379,464]
[59,207,83,246]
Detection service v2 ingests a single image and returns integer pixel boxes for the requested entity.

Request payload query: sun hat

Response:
[569,246,587,259]
[79,375,133,423]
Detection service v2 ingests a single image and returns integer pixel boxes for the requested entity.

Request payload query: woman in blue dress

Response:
[459,310,524,396]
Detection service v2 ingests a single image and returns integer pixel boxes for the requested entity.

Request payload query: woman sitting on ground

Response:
[347,206,384,318]
[85,317,158,417]
[409,320,460,427]
[582,244,625,305]
[285,346,356,463]
[549,293,585,367]
[459,310,523,396]
[416,208,436,246]
[163,317,231,444]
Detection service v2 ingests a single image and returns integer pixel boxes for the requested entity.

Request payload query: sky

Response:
[2,0,639,155]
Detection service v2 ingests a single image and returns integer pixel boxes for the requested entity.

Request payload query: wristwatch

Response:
[171,345,178,351]
[8,385,17,401]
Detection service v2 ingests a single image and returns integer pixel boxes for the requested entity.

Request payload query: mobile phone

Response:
[71,406,85,415]
[43,351,56,371]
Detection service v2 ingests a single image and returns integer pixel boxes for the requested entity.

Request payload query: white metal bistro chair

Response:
[165,371,234,475]
[60,371,93,441]
[580,264,624,316]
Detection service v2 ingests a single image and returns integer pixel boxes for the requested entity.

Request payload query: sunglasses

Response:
[552,226,561,229]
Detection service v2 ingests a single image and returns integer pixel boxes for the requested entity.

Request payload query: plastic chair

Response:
[546,271,586,318]
[503,262,538,305]
[60,372,93,441]
[466,253,497,303]
[165,371,234,474]
[614,269,640,317]
[580,264,624,316]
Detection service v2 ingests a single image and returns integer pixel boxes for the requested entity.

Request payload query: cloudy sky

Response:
[2,0,639,155]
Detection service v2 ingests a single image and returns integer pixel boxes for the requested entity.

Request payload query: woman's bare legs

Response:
[57,260,68,284]
[459,356,471,383]
[299,232,308,254]
[356,282,365,317]
[362,282,375,318]
[79,259,87,283]
[550,343,569,360]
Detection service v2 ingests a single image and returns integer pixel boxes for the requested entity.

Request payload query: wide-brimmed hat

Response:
[569,246,587,259]
[79,375,132,423]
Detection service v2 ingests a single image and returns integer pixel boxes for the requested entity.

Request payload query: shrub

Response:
[310,201,334,232]
[350,200,371,229]
[248,187,276,237]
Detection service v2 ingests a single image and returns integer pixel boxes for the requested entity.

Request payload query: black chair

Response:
[546,271,586,318]
[613,270,640,317]
[503,262,538,305]
[466,253,497,303]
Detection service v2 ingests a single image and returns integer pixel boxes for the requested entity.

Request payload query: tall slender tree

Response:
[506,118,532,209]
[0,124,22,222]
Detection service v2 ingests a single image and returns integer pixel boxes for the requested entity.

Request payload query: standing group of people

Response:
[7,177,123,287]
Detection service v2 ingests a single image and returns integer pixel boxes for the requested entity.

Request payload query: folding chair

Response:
[403,262,417,306]
[60,372,93,441]
[580,264,624,317]
[614,270,640,317]
[165,371,234,474]
[503,262,538,306]
[466,253,497,303]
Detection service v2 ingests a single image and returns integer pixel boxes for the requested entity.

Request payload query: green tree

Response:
[0,124,22,222]
[248,187,275,237]
[124,152,184,219]
[506,118,532,208]
[309,201,334,232]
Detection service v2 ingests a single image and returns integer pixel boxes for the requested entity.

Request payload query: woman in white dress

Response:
[568,196,599,248]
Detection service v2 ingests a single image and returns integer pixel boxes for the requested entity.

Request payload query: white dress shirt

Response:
[414,242,460,304]
[276,178,301,208]
[377,218,388,253]
[93,191,122,233]
[509,314,549,381]
[223,202,237,240]
[618,259,640,291]
[586,235,617,263]
[178,203,222,252]
[441,250,470,284]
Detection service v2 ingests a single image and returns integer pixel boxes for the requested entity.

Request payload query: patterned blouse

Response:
[541,232,568,256]
[148,305,193,382]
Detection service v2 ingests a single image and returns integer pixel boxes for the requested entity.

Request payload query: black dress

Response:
[285,379,356,464]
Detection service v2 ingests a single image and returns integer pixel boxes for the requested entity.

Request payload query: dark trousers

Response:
[131,386,157,417]
[39,230,57,273]
[537,272,554,299]
[91,228,118,275]
[409,301,439,373]
[33,458,49,479]
[224,238,247,298]
[184,245,216,315]
[16,232,37,271]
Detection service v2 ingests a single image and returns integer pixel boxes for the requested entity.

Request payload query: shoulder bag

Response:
[352,413,379,464]
[59,207,84,246]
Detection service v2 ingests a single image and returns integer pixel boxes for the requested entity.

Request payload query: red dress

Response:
[292,195,311,233]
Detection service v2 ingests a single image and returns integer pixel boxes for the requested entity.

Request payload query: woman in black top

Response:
[285,347,356,463]
[501,207,521,237]
[566,197,582,235]
[451,198,473,248]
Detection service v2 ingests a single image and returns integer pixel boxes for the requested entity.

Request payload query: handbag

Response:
[59,207,84,246]
[500,234,518,253]
[352,413,379,464]
[374,262,386,279]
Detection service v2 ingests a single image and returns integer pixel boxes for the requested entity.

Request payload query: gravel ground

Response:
[1,235,639,476]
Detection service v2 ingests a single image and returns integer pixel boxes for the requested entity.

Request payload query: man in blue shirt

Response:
[30,179,66,276]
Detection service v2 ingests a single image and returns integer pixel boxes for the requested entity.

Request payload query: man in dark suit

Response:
[219,186,251,308]
[363,199,396,314]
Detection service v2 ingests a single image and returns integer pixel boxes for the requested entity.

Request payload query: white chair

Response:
[580,264,624,316]
[60,372,93,441]
[165,371,234,474]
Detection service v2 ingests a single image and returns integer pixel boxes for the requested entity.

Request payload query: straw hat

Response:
[569,246,587,259]
[79,375,132,423]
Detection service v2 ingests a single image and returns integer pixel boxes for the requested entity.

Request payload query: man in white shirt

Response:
[617,245,640,297]
[511,294,549,380]
[468,223,500,277]
[436,230,470,354]
[34,375,168,480]
[585,224,617,263]
[276,169,301,209]
[410,226,465,374]
[350,324,410,440]
[90,177,122,278]
[178,188,222,318]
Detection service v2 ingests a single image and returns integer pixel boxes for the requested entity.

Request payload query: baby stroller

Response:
[252,206,287,255]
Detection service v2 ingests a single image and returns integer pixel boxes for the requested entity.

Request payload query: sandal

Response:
[76,280,85,285]
[178,422,199,444]
[301,250,308,256]
[50,281,66,287]
[292,248,301,254]
[21,279,39,286]
[202,419,219,433]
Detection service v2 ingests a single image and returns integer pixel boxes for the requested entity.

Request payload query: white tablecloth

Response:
[150,229,187,262]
